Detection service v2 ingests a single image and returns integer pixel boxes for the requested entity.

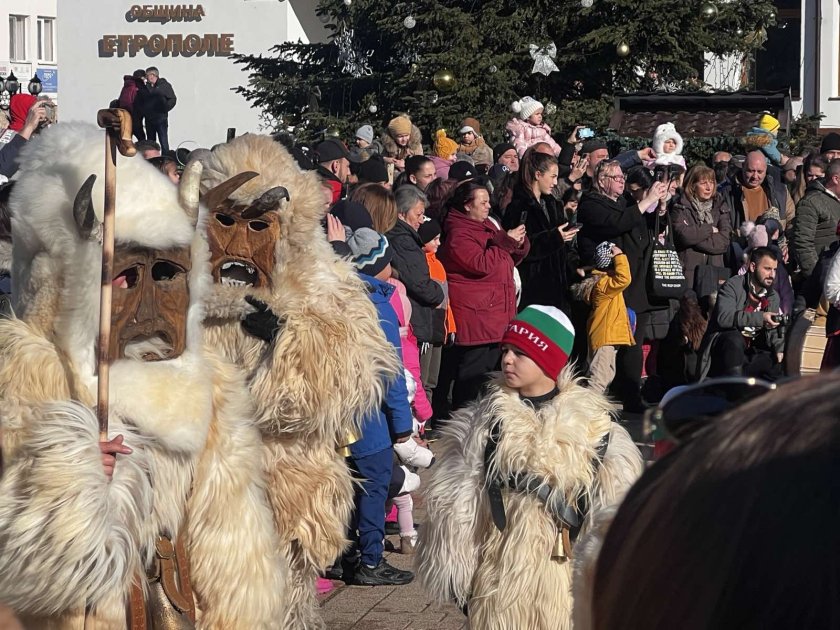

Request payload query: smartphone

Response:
[577,127,595,139]
[565,222,579,230]
[519,211,528,226]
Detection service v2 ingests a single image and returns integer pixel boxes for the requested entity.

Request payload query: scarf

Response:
[690,197,714,224]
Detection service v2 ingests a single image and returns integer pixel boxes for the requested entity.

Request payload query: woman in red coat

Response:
[439,180,530,409]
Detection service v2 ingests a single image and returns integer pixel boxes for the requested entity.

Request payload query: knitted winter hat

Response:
[594,241,616,270]
[501,305,575,380]
[434,129,459,159]
[417,217,441,244]
[821,132,840,155]
[357,155,389,184]
[459,117,481,135]
[581,139,608,155]
[759,114,781,135]
[652,122,684,155]
[493,142,516,163]
[355,124,374,144]
[388,116,412,137]
[347,228,393,277]
[511,96,544,121]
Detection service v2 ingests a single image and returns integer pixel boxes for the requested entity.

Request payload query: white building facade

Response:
[705,0,840,132]
[57,0,324,149]
[0,0,58,98]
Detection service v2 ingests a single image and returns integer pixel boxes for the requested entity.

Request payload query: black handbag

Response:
[648,211,687,299]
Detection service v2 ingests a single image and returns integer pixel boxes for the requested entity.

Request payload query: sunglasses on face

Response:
[644,377,777,449]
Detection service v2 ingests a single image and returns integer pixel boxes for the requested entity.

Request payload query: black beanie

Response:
[581,139,608,155]
[330,200,373,231]
[417,218,441,245]
[821,132,840,155]
[357,155,389,184]
[493,142,516,163]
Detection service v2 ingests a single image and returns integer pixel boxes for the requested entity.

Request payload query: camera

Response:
[771,313,790,326]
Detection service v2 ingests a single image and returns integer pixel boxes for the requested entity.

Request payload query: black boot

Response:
[350,559,414,586]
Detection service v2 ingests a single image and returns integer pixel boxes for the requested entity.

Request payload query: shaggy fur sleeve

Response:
[248,275,400,441]
[0,402,149,616]
[417,406,487,607]
[186,357,288,629]
[589,423,643,518]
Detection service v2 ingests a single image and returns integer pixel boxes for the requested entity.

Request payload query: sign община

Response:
[98,4,234,58]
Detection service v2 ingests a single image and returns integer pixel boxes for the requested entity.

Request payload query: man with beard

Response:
[700,246,786,379]
[197,134,400,628]
[0,123,287,628]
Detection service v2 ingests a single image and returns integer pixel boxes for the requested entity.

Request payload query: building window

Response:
[9,15,27,62]
[37,17,55,63]
[754,1,801,98]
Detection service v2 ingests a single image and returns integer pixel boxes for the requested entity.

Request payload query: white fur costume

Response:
[417,370,643,629]
[0,123,287,628]
[651,122,686,169]
[198,135,400,629]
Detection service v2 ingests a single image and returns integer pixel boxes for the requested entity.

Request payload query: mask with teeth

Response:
[111,245,192,362]
[204,175,288,290]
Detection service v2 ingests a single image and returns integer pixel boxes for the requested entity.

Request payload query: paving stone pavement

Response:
[319,478,467,630]
[319,411,650,629]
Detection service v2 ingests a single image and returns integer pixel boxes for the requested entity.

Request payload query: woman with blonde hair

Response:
[670,164,732,289]
[351,182,398,233]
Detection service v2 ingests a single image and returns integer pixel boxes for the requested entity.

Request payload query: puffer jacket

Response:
[350,275,413,459]
[386,219,444,343]
[439,210,530,345]
[505,118,562,158]
[588,254,635,352]
[792,179,840,278]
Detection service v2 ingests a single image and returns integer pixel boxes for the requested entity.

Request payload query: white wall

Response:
[57,0,322,148]
[0,0,58,96]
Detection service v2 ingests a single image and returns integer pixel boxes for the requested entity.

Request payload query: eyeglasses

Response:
[644,377,776,451]
[604,174,626,182]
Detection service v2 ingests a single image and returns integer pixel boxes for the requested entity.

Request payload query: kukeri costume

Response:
[418,306,643,629]
[197,134,399,628]
[0,123,287,628]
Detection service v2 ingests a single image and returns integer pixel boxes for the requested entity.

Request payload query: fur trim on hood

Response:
[652,122,684,156]
[381,123,423,160]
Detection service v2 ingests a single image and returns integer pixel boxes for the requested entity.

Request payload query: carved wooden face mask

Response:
[111,245,192,362]
[202,173,289,290]
[206,200,280,289]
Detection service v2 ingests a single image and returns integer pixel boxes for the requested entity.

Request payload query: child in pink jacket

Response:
[387,276,434,427]
[505,96,562,157]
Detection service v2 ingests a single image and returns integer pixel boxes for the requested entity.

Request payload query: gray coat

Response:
[697,273,785,379]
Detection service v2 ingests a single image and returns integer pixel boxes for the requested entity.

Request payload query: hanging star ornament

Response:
[529,42,559,76]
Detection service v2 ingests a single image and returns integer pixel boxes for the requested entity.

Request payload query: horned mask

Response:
[73,169,198,362]
[201,171,289,289]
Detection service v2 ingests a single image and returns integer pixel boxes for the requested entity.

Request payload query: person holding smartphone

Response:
[502,149,579,314]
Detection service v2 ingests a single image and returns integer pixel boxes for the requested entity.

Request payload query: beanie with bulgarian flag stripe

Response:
[501,305,575,380]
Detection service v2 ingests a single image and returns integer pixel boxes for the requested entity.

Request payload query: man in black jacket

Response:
[138,66,176,152]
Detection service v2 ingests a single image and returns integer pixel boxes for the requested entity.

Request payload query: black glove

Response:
[241,295,285,343]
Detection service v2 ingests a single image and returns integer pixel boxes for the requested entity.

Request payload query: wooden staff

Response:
[95,109,136,441]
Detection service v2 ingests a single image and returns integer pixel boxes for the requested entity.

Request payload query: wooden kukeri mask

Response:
[111,245,192,361]
[202,172,289,290]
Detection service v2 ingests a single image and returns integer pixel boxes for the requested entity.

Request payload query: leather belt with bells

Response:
[127,534,196,630]
[483,420,611,562]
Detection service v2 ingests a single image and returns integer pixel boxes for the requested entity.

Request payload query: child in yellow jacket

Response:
[587,241,635,393]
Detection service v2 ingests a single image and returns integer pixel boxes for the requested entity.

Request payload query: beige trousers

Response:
[588,345,618,394]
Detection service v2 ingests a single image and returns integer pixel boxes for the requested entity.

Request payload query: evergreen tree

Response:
[233,0,776,144]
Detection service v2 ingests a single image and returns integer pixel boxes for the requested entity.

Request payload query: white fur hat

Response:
[512,96,544,121]
[652,122,684,156]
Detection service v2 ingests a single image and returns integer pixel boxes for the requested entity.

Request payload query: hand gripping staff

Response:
[95,109,136,440]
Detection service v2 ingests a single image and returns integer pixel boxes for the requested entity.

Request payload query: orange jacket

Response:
[425,251,457,339]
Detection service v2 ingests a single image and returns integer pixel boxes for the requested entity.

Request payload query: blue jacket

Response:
[349,274,414,459]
